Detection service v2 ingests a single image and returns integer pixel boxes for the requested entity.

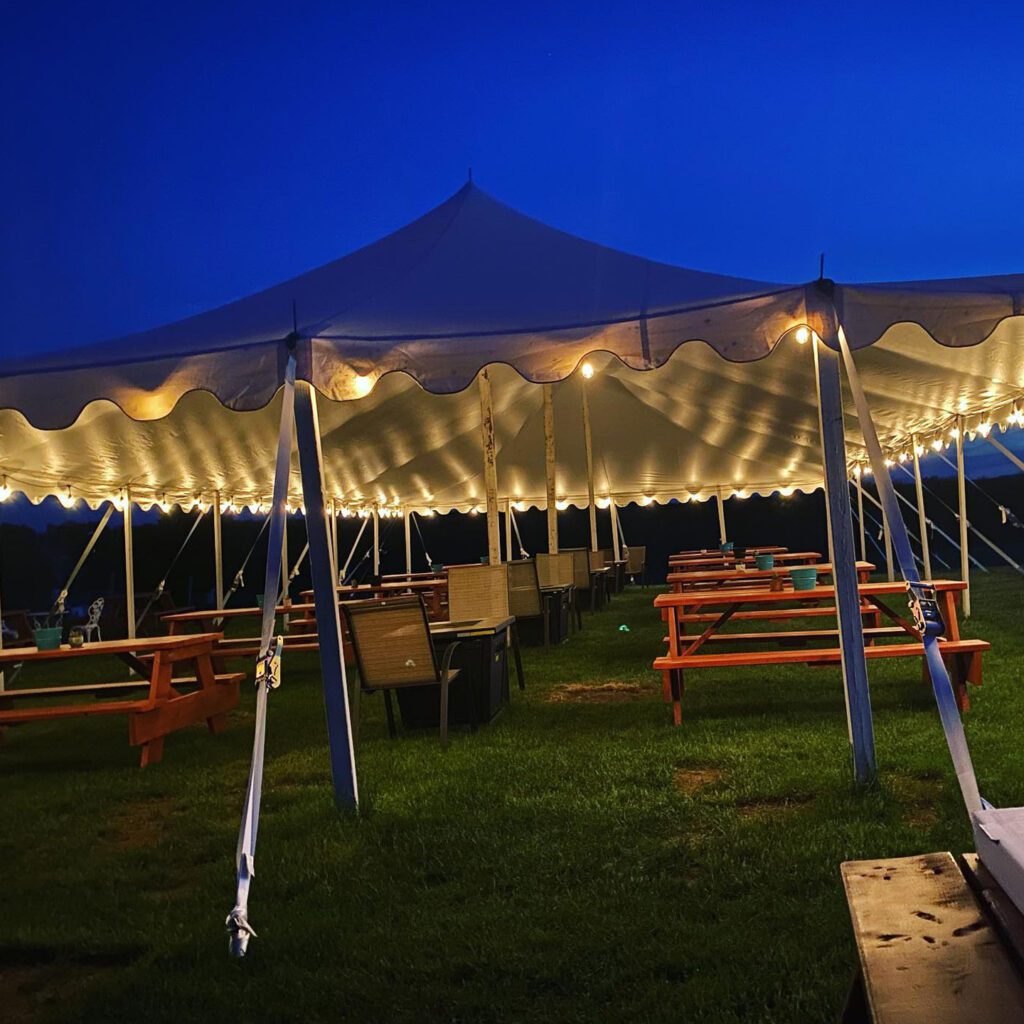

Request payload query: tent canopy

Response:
[1,184,1022,511]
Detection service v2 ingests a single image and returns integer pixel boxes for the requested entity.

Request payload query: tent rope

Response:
[135,507,209,632]
[509,507,528,559]
[49,504,115,624]
[410,510,433,567]
[223,516,272,606]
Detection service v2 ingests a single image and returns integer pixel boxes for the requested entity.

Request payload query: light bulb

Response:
[581,362,594,379]
[794,326,810,344]
[59,487,77,509]
[0,477,10,502]
[977,421,992,438]
[249,500,263,514]
[158,495,171,514]
[555,499,569,511]
[931,438,943,451]
[353,374,374,397]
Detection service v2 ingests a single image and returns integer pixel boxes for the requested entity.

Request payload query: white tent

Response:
[1,184,1022,514]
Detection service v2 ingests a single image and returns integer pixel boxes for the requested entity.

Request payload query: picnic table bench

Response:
[666,560,873,592]
[0,633,240,765]
[653,580,987,725]
[840,852,1024,1022]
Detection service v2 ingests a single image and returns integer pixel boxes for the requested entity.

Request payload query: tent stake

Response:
[814,337,876,788]
[294,381,359,810]
[580,376,598,551]
[543,383,558,553]
[123,486,135,640]
[477,370,501,564]
[911,436,933,579]
[213,490,224,610]
[956,416,971,617]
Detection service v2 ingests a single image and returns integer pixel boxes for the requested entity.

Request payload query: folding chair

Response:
[566,548,595,611]
[342,596,466,747]
[626,545,647,588]
[447,562,524,689]
[536,551,581,631]
[507,559,550,646]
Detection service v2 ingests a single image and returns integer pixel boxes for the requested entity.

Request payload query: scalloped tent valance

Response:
[0,183,1022,510]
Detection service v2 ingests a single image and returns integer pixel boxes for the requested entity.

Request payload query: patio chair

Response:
[565,548,595,611]
[626,545,647,588]
[447,562,524,689]
[342,596,466,747]
[507,559,551,646]
[536,551,582,631]
[82,597,104,642]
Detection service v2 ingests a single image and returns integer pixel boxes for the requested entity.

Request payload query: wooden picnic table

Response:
[301,578,448,619]
[670,545,788,561]
[667,561,874,592]
[0,633,241,765]
[668,549,814,569]
[839,852,1024,1022]
[653,579,987,725]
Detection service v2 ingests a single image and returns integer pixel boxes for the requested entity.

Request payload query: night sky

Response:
[3,1,1024,497]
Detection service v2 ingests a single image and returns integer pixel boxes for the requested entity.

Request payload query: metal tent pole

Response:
[988,433,1024,473]
[814,336,876,787]
[294,380,358,810]
[715,487,727,545]
[477,370,501,565]
[404,506,412,575]
[543,383,558,553]
[853,473,867,562]
[911,438,933,580]
[280,506,290,604]
[956,417,971,617]
[340,516,369,581]
[213,489,224,610]
[123,486,136,640]
[580,377,598,551]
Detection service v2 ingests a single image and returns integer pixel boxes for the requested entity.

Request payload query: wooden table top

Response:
[667,561,873,585]
[161,604,315,623]
[671,545,787,560]
[429,616,515,638]
[655,579,967,609]
[299,578,447,600]
[0,632,222,663]
[668,550,816,568]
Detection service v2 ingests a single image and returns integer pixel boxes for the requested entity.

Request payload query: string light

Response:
[248,499,264,514]
[977,421,992,438]
[58,485,76,509]
[555,499,569,511]
[581,362,594,379]
[794,326,810,344]
[931,438,944,451]
[353,374,374,397]
[0,476,10,502]
[158,493,172,514]
[780,486,795,497]
[512,501,527,512]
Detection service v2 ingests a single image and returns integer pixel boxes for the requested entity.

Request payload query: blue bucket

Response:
[755,554,775,570]
[33,626,62,650]
[789,567,818,591]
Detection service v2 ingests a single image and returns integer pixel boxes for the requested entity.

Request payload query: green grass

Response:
[2,573,1022,1022]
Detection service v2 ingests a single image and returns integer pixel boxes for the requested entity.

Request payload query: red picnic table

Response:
[667,550,817,570]
[652,579,988,725]
[666,560,874,592]
[302,578,448,619]
[0,633,240,765]
[670,545,788,562]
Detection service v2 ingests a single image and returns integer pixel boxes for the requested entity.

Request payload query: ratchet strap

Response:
[226,353,296,957]
[509,507,528,559]
[837,326,983,816]
[51,505,114,619]
[135,507,208,631]
[223,515,273,606]
[410,510,434,568]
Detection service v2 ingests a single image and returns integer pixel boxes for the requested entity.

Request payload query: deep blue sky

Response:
[2,1,1024,488]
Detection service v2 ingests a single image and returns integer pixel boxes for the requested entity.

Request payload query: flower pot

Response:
[789,568,818,591]
[755,554,775,570]
[33,626,62,650]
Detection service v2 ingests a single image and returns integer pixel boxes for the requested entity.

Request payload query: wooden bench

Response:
[0,634,242,765]
[655,639,989,724]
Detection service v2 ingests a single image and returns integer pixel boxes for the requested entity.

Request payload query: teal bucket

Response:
[719,541,734,553]
[755,554,775,570]
[431,563,445,574]
[480,555,489,564]
[255,593,265,609]
[33,626,62,650]
[789,567,818,591]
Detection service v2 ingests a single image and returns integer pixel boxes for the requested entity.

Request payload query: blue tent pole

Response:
[813,336,877,787]
[294,380,359,811]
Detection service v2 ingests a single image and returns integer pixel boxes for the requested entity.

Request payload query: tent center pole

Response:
[580,376,598,551]
[403,506,412,575]
[715,487,727,545]
[213,489,224,610]
[124,486,135,641]
[610,498,621,562]
[372,505,380,577]
[503,498,513,562]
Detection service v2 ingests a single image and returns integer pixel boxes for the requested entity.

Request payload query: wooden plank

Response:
[841,853,1024,1023]
[0,632,221,663]
[655,579,967,609]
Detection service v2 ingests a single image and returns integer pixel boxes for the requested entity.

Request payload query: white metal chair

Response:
[82,597,104,642]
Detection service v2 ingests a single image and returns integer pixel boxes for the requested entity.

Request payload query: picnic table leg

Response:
[668,669,684,727]
[941,591,961,641]
[138,652,173,767]
[196,651,229,735]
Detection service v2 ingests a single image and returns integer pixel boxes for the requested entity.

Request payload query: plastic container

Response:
[789,567,818,591]
[33,626,62,650]
[755,554,775,570]
[431,563,445,574]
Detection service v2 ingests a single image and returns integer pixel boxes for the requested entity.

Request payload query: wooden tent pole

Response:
[213,489,224,610]
[715,487,727,545]
[372,505,380,577]
[956,417,971,617]
[504,498,513,562]
[404,506,412,574]
[580,377,598,551]
[477,370,501,564]
[610,499,621,562]
[543,383,558,554]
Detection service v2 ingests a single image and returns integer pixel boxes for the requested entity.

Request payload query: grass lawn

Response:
[1,572,1022,1023]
